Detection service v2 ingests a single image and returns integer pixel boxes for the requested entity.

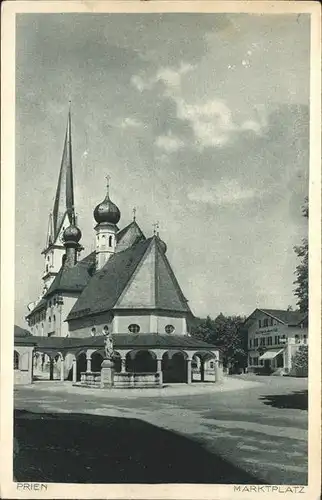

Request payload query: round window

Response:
[165,325,175,334]
[128,324,140,334]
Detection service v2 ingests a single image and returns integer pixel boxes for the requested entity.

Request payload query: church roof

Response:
[67,236,191,321]
[44,251,96,298]
[14,325,32,337]
[15,334,219,352]
[115,220,146,253]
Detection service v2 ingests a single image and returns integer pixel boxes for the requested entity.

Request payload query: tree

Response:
[191,313,247,370]
[291,345,308,377]
[294,198,308,314]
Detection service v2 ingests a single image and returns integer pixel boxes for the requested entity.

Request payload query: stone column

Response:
[186,359,192,384]
[200,360,205,382]
[49,357,54,381]
[72,357,77,383]
[157,358,163,385]
[60,355,65,382]
[121,358,126,373]
[86,352,92,372]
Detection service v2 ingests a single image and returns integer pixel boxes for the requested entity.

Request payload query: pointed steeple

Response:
[52,103,75,241]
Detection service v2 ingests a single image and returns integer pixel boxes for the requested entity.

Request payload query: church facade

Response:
[15,109,221,385]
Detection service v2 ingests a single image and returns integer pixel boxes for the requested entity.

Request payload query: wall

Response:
[113,311,187,335]
[68,311,114,338]
[29,293,79,337]
[14,346,34,384]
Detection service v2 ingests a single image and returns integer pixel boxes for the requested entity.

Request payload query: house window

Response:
[249,338,252,348]
[267,336,272,346]
[295,334,300,344]
[270,318,274,326]
[128,324,140,334]
[274,335,280,345]
[103,325,109,334]
[14,351,19,370]
[258,320,262,328]
[303,335,307,344]
[260,338,264,346]
[91,327,96,336]
[165,325,175,334]
[254,338,258,347]
[209,361,214,369]
[109,235,113,247]
[253,357,258,365]
[263,318,269,327]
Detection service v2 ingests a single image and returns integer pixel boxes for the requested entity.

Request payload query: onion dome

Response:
[94,176,121,225]
[63,223,82,244]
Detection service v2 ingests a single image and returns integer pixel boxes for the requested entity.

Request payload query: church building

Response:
[14,109,221,386]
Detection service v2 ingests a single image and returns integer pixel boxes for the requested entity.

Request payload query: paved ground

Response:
[14,375,308,485]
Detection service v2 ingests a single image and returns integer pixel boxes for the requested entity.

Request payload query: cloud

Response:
[132,62,266,150]
[131,61,196,93]
[155,131,184,153]
[119,117,144,129]
[187,179,258,205]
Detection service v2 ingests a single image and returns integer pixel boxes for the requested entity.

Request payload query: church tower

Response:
[41,106,79,292]
[93,176,121,270]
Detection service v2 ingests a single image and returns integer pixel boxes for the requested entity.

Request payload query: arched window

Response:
[109,235,113,247]
[91,327,96,336]
[165,325,175,334]
[102,235,106,247]
[295,334,300,344]
[209,361,214,369]
[128,324,140,334]
[46,264,49,273]
[103,325,109,334]
[14,351,19,370]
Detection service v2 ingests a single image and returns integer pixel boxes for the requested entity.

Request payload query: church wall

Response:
[68,311,114,337]
[113,314,151,334]
[113,312,187,335]
[156,315,187,335]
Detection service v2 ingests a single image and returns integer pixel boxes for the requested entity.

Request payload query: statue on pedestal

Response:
[103,326,114,360]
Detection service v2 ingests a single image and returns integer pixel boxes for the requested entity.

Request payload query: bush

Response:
[291,345,308,377]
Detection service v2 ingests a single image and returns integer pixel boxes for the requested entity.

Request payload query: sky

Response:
[15,12,310,326]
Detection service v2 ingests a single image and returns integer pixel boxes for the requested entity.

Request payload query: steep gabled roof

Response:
[67,238,152,320]
[67,236,191,321]
[244,308,308,327]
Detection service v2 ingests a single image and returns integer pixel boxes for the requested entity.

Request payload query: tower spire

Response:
[52,105,75,242]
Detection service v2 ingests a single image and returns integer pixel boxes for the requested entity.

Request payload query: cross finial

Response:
[105,174,111,196]
[132,207,137,221]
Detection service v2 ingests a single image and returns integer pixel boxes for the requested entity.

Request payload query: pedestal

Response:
[100,359,115,389]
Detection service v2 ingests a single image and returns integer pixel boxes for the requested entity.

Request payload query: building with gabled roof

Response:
[244,308,308,375]
[18,109,221,385]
